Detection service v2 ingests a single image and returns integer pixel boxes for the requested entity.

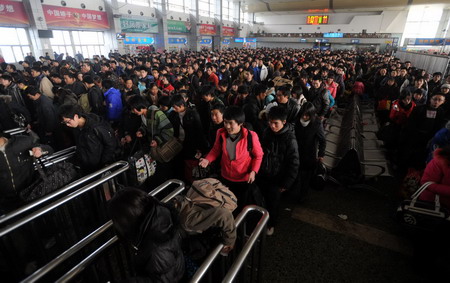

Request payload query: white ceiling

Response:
[234,0,450,13]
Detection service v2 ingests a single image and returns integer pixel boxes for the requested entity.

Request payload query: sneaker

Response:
[266,227,274,236]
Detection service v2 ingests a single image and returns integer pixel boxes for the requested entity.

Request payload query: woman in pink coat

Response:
[420,146,450,208]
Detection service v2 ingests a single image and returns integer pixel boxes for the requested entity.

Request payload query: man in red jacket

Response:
[206,66,219,88]
[199,106,263,212]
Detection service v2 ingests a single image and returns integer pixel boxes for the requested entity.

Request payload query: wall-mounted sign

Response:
[199,38,212,44]
[223,26,235,37]
[167,20,191,33]
[300,38,307,42]
[199,24,216,35]
[315,39,328,43]
[120,17,158,33]
[43,4,109,29]
[116,33,126,40]
[0,0,29,26]
[351,39,360,44]
[306,15,329,25]
[412,38,448,46]
[234,38,244,43]
[222,38,231,45]
[124,36,154,45]
[168,38,187,44]
[324,32,343,38]
[245,38,257,42]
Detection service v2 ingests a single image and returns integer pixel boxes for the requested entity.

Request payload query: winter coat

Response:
[74,113,117,172]
[260,65,268,82]
[305,85,330,117]
[420,148,450,208]
[325,81,338,98]
[389,100,415,126]
[352,81,365,95]
[171,108,208,159]
[104,87,123,121]
[0,136,53,212]
[243,95,266,136]
[205,127,264,183]
[88,85,105,117]
[33,94,58,133]
[266,98,301,125]
[37,75,55,99]
[139,106,174,146]
[260,124,299,189]
[295,118,326,169]
[130,199,184,283]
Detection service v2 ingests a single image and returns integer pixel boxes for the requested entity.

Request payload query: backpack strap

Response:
[219,128,253,153]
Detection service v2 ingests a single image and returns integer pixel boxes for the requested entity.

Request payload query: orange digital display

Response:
[306,15,329,25]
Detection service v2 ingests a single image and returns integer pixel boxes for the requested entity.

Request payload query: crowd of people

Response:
[1,47,450,281]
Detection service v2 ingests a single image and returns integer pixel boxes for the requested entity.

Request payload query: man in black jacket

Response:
[83,75,105,117]
[0,131,53,213]
[243,84,268,136]
[171,94,208,182]
[305,75,330,120]
[258,106,299,235]
[27,87,58,146]
[63,73,87,97]
[59,104,117,173]
[270,85,301,125]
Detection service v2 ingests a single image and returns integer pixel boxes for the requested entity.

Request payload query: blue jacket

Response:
[104,87,123,121]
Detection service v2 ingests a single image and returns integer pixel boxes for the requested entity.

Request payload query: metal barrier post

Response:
[21,179,185,283]
[191,205,269,283]
[222,206,269,283]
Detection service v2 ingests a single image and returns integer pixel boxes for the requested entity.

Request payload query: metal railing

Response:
[191,205,269,283]
[36,146,76,168]
[3,127,27,136]
[0,161,129,236]
[21,179,185,283]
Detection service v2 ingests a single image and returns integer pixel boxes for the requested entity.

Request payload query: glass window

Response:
[0,27,19,45]
[0,28,31,62]
[129,0,150,6]
[402,5,443,45]
[1,46,15,62]
[50,30,65,45]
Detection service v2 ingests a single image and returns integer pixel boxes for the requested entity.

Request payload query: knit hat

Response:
[441,84,450,89]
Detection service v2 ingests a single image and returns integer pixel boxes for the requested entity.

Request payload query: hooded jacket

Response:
[131,199,184,283]
[420,148,450,208]
[305,85,330,117]
[259,123,299,189]
[104,87,123,121]
[74,113,117,172]
[205,127,264,183]
[0,135,53,212]
[295,117,326,169]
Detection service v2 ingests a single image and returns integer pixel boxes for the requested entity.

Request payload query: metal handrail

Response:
[22,179,185,283]
[222,206,269,283]
[35,146,77,169]
[0,161,128,225]
[4,127,26,135]
[0,161,130,236]
[191,205,269,283]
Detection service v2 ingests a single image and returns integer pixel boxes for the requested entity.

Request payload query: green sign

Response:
[120,17,158,33]
[167,20,191,33]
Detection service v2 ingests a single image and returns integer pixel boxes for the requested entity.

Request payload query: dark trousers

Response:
[258,180,281,228]
[292,169,314,202]
[220,177,249,216]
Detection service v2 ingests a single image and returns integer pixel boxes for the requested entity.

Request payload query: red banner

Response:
[43,5,109,29]
[199,24,216,35]
[0,0,29,26]
[222,26,234,37]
